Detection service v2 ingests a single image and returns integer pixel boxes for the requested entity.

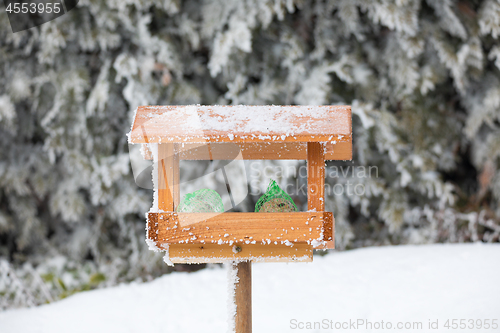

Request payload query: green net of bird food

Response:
[255,180,298,213]
[177,189,224,213]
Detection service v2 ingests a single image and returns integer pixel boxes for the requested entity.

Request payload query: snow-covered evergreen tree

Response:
[1,0,499,308]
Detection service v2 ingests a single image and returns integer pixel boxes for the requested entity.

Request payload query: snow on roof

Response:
[128,105,351,143]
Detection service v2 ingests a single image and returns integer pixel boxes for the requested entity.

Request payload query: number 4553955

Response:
[6,2,62,14]
[444,319,498,330]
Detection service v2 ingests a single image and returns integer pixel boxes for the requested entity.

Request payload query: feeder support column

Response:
[235,261,252,333]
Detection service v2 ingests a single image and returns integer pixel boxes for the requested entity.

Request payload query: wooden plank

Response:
[326,140,351,161]
[163,243,313,263]
[307,142,334,249]
[323,212,334,246]
[147,210,159,245]
[150,212,332,245]
[142,140,352,161]
[158,143,174,211]
[173,143,180,208]
[173,140,351,160]
[129,105,351,144]
[307,142,326,211]
[234,261,252,333]
[179,142,303,160]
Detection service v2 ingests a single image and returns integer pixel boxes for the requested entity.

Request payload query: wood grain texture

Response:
[142,141,351,160]
[323,212,335,249]
[235,261,252,333]
[149,212,333,245]
[307,142,335,249]
[307,142,325,212]
[163,243,313,263]
[158,143,174,211]
[175,141,351,161]
[327,140,352,161]
[173,144,180,208]
[143,141,351,160]
[147,213,321,263]
[129,105,351,144]
[147,212,159,244]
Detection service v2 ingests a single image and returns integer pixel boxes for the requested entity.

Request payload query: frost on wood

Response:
[150,143,159,212]
[145,238,161,253]
[226,262,239,333]
[147,212,332,249]
[162,246,174,267]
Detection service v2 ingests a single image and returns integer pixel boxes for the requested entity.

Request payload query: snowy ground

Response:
[1,243,499,333]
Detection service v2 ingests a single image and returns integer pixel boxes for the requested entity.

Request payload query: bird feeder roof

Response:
[128,105,351,144]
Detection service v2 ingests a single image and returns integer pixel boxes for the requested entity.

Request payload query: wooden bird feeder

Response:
[129,105,352,332]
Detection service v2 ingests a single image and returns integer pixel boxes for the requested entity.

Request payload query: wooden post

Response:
[158,143,180,211]
[234,261,252,333]
[307,142,325,211]
[173,143,180,208]
[307,142,334,249]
